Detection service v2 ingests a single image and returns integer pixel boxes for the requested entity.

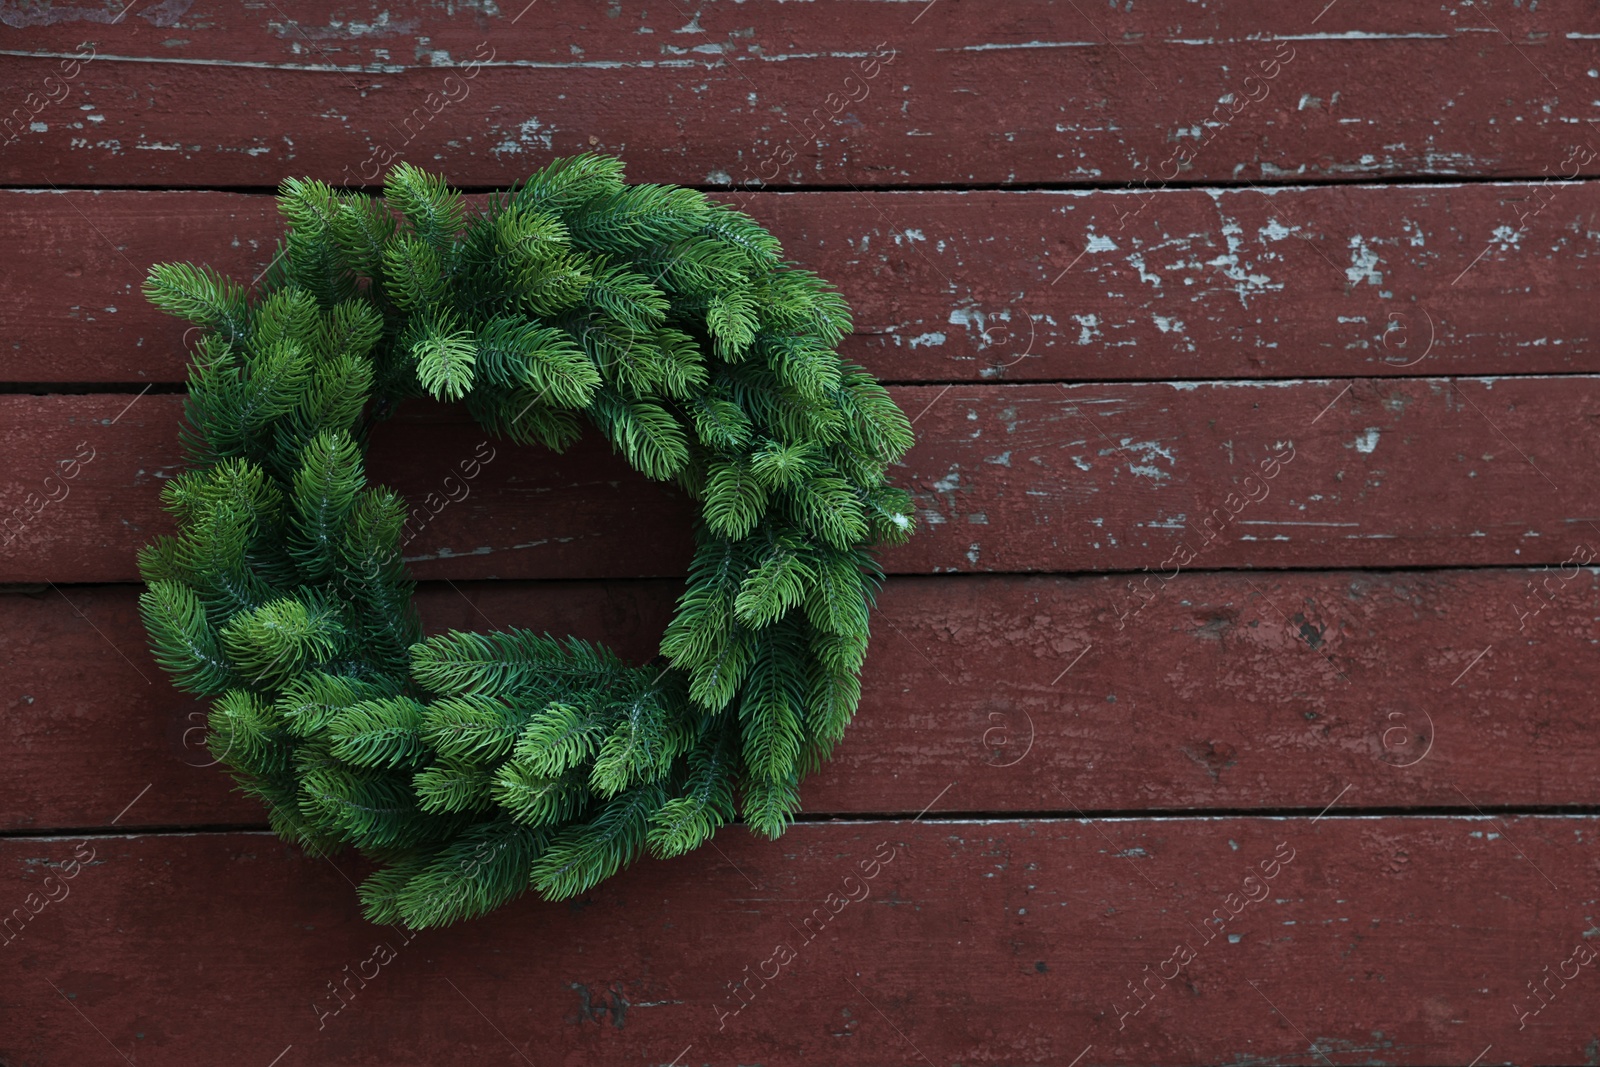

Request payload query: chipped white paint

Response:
[1114,438,1176,483]
[1345,236,1383,287]
[1274,31,1450,40]
[0,48,710,73]
[950,40,1099,52]
[1203,197,1282,307]
[1238,520,1360,527]
[1125,251,1161,288]
[1071,313,1102,345]
[484,117,549,161]
[1259,219,1297,242]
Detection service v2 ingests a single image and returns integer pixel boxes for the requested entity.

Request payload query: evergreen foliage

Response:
[137,154,916,926]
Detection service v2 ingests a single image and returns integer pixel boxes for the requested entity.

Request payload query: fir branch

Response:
[278,672,401,738]
[704,457,768,540]
[646,724,737,859]
[411,316,477,401]
[740,767,803,840]
[510,152,627,216]
[327,695,429,769]
[383,161,466,251]
[567,184,711,252]
[413,760,498,813]
[365,818,543,928]
[422,694,529,764]
[589,389,690,480]
[737,621,808,784]
[464,386,583,451]
[690,394,755,452]
[733,532,814,628]
[530,784,665,900]
[287,430,364,580]
[492,764,592,828]
[511,699,614,778]
[473,316,600,408]
[143,261,249,341]
[411,630,633,699]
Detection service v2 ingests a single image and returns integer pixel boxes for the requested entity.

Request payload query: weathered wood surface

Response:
[4,818,1598,1065]
[5,378,1600,583]
[4,2,1600,188]
[7,184,1600,386]
[6,5,1600,1064]
[4,566,1596,833]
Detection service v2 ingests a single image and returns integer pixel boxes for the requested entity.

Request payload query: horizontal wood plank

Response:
[4,378,1600,583]
[3,818,1597,1065]
[8,184,1600,385]
[4,2,1600,187]
[5,567,1598,832]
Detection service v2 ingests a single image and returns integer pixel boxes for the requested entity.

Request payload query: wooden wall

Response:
[4,2,1600,1064]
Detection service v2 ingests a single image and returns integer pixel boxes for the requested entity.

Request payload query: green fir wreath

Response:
[136,154,916,927]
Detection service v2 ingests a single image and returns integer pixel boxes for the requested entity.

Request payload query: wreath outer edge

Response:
[135,153,916,928]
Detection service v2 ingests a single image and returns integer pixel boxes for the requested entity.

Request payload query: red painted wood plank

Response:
[8,184,1600,385]
[3,2,1599,188]
[0,190,280,384]
[5,378,1599,583]
[3,818,1596,1064]
[5,567,1597,832]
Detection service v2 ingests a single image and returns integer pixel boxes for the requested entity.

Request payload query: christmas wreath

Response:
[136,154,915,927]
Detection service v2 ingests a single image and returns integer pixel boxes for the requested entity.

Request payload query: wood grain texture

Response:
[4,818,1599,1065]
[4,1,1600,188]
[5,378,1599,583]
[5,9,1599,1064]
[6,566,1598,833]
[8,183,1600,385]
